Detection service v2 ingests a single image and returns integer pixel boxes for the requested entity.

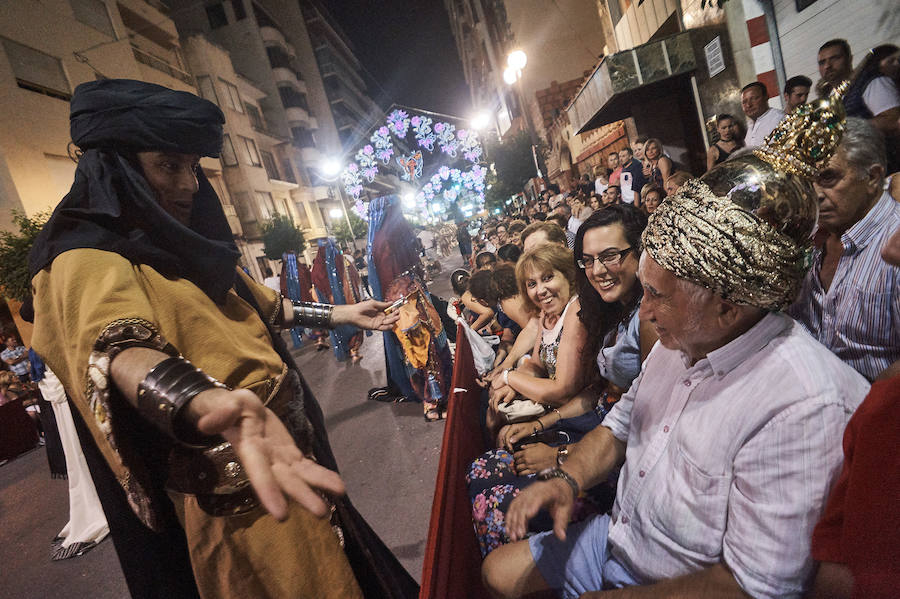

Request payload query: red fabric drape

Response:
[420,324,491,599]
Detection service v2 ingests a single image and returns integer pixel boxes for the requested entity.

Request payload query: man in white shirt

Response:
[482,139,868,597]
[262,266,280,292]
[742,81,785,147]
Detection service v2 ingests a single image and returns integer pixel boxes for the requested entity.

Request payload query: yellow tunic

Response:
[31,248,361,599]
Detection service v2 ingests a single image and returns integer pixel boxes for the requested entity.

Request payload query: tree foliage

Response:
[0,210,49,302]
[484,131,541,214]
[332,209,367,245]
[261,213,306,260]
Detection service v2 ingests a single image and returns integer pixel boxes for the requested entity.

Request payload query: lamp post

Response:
[503,49,550,190]
[320,157,358,251]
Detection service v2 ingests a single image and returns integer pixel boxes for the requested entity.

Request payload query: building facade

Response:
[0,0,235,232]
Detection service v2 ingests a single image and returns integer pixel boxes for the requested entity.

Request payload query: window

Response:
[230,0,246,20]
[796,0,819,10]
[196,75,219,105]
[219,79,243,113]
[281,158,296,183]
[71,0,115,37]
[266,46,292,70]
[255,191,275,220]
[238,135,261,166]
[260,150,280,180]
[245,103,264,129]
[1,37,71,100]
[205,3,228,29]
[278,86,309,111]
[291,127,315,148]
[220,134,238,166]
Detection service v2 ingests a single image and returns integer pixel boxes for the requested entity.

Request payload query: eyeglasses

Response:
[577,247,633,270]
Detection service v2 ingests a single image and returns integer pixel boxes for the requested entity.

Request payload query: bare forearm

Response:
[564,425,625,493]
[586,563,749,599]
[109,346,171,404]
[507,369,584,406]
[534,389,597,429]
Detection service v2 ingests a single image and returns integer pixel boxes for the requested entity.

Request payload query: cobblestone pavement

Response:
[0,250,465,598]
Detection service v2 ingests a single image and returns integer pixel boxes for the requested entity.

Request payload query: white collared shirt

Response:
[744,107,785,147]
[602,312,869,598]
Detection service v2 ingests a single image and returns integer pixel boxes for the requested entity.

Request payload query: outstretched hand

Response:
[333,299,401,331]
[189,388,346,521]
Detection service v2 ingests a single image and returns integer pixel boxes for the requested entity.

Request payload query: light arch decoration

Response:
[341,107,486,222]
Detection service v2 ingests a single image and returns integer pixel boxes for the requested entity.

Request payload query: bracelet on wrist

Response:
[537,467,580,499]
[136,356,227,447]
[291,300,334,329]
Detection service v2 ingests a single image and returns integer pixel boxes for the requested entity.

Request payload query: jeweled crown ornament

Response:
[700,80,849,247]
[754,79,850,178]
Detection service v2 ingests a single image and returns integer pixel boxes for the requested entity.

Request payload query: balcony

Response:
[260,26,286,47]
[312,185,331,201]
[131,44,193,85]
[301,146,321,163]
[272,67,307,93]
[285,106,310,124]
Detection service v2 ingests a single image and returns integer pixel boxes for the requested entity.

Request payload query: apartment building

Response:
[0,0,237,234]
[181,34,306,278]
[169,0,373,238]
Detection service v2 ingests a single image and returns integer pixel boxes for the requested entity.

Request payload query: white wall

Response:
[773,0,900,83]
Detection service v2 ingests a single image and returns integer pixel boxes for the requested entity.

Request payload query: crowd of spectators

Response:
[438,56,898,594]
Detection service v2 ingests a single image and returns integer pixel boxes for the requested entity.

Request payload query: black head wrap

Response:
[29,79,240,303]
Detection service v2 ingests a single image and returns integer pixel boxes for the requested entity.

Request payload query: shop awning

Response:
[567,30,699,134]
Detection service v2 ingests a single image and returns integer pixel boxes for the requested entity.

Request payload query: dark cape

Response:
[27,80,418,598]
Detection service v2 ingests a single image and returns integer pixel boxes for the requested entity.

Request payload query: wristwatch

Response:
[556,445,569,466]
[537,467,579,499]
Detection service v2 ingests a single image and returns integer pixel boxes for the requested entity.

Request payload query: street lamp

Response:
[317,157,359,250]
[504,49,549,189]
[507,49,527,71]
[471,111,491,131]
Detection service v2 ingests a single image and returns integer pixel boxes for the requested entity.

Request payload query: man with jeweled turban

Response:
[27,80,418,599]
[482,84,871,599]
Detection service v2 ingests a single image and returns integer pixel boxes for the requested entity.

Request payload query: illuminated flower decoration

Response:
[412,116,436,152]
[422,183,435,202]
[460,130,483,163]
[386,109,411,138]
[342,162,363,200]
[439,165,451,180]
[353,199,369,221]
[371,126,393,164]
[436,122,459,157]
[443,188,458,201]
[355,145,378,183]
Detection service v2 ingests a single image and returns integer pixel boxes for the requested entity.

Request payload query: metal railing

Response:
[131,44,193,86]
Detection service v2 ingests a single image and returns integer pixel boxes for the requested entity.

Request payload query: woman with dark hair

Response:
[467,205,657,556]
[847,44,900,173]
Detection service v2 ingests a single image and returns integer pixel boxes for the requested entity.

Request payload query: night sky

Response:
[324,0,471,119]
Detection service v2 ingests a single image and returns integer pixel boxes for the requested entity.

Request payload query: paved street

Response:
[0,252,464,599]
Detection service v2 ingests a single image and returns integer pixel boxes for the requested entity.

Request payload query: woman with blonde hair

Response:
[641,137,673,189]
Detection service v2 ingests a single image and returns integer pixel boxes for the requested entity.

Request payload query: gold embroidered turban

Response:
[643,82,849,311]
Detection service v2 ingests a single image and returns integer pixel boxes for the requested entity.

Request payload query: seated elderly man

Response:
[482,94,870,599]
[788,118,900,382]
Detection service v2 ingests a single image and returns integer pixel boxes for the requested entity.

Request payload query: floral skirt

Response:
[466,449,614,557]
